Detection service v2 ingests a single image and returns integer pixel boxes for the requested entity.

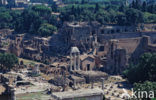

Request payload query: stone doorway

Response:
[87,64,90,71]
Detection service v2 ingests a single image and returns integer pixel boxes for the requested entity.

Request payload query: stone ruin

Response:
[0,22,156,75]
[61,22,156,74]
[70,47,80,71]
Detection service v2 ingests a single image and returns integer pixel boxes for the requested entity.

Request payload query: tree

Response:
[32,5,52,20]
[49,15,58,26]
[69,15,75,22]
[7,0,15,8]
[134,81,156,98]
[38,23,57,37]
[81,0,85,4]
[14,17,24,32]
[148,4,154,13]
[123,53,156,83]
[0,8,13,29]
[119,4,125,12]
[135,0,141,9]
[18,9,43,34]
[132,0,136,8]
[116,13,127,25]
[125,8,144,25]
[51,2,58,12]
[95,3,100,13]
[0,53,18,71]
[142,1,147,12]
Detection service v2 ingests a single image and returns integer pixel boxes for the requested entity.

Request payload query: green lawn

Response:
[17,92,51,100]
[19,58,42,65]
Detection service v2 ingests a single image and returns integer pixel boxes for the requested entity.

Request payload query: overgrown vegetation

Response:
[0,5,58,37]
[0,53,18,72]
[133,81,156,98]
[123,53,156,99]
[0,0,156,36]
[123,53,156,83]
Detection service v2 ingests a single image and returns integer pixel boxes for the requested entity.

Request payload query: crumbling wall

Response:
[105,36,156,74]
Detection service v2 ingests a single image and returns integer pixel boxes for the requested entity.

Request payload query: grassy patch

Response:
[17,92,44,100]
[19,58,41,65]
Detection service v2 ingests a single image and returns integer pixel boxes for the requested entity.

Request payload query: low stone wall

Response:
[73,71,108,83]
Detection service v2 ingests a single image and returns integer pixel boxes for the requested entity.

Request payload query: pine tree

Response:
[142,1,147,12]
[119,4,125,12]
[81,0,85,4]
[135,0,140,9]
[132,0,135,8]
[148,4,154,13]
[95,3,100,13]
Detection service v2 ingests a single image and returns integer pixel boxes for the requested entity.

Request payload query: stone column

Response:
[101,78,105,90]
[11,87,16,100]
[91,82,94,89]
[74,80,76,88]
[70,53,73,71]
[77,52,80,70]
[74,53,77,71]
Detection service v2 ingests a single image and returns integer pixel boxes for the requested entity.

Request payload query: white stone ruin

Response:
[33,64,40,74]
[70,47,80,71]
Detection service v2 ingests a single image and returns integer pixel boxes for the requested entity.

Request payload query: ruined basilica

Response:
[0,22,156,75]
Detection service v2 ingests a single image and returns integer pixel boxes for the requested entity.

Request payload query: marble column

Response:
[91,82,94,89]
[101,78,105,90]
[74,80,76,88]
[70,53,73,71]
[77,52,80,70]
[74,53,77,71]
[11,87,16,100]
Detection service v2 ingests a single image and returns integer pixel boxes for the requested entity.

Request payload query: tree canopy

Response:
[38,23,57,37]
[0,0,156,36]
[0,53,19,71]
[123,53,156,83]
[14,5,58,37]
[134,81,156,99]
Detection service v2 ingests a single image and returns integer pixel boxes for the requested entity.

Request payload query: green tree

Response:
[20,9,43,33]
[125,8,144,25]
[0,12,13,29]
[131,0,136,8]
[51,2,58,12]
[38,23,57,37]
[116,13,127,25]
[148,4,154,13]
[135,0,141,9]
[7,0,15,8]
[123,53,156,83]
[119,4,125,12]
[32,5,52,20]
[49,15,59,26]
[95,3,100,13]
[0,53,18,71]
[142,1,147,12]
[81,0,85,4]
[14,17,24,32]
[134,81,156,98]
